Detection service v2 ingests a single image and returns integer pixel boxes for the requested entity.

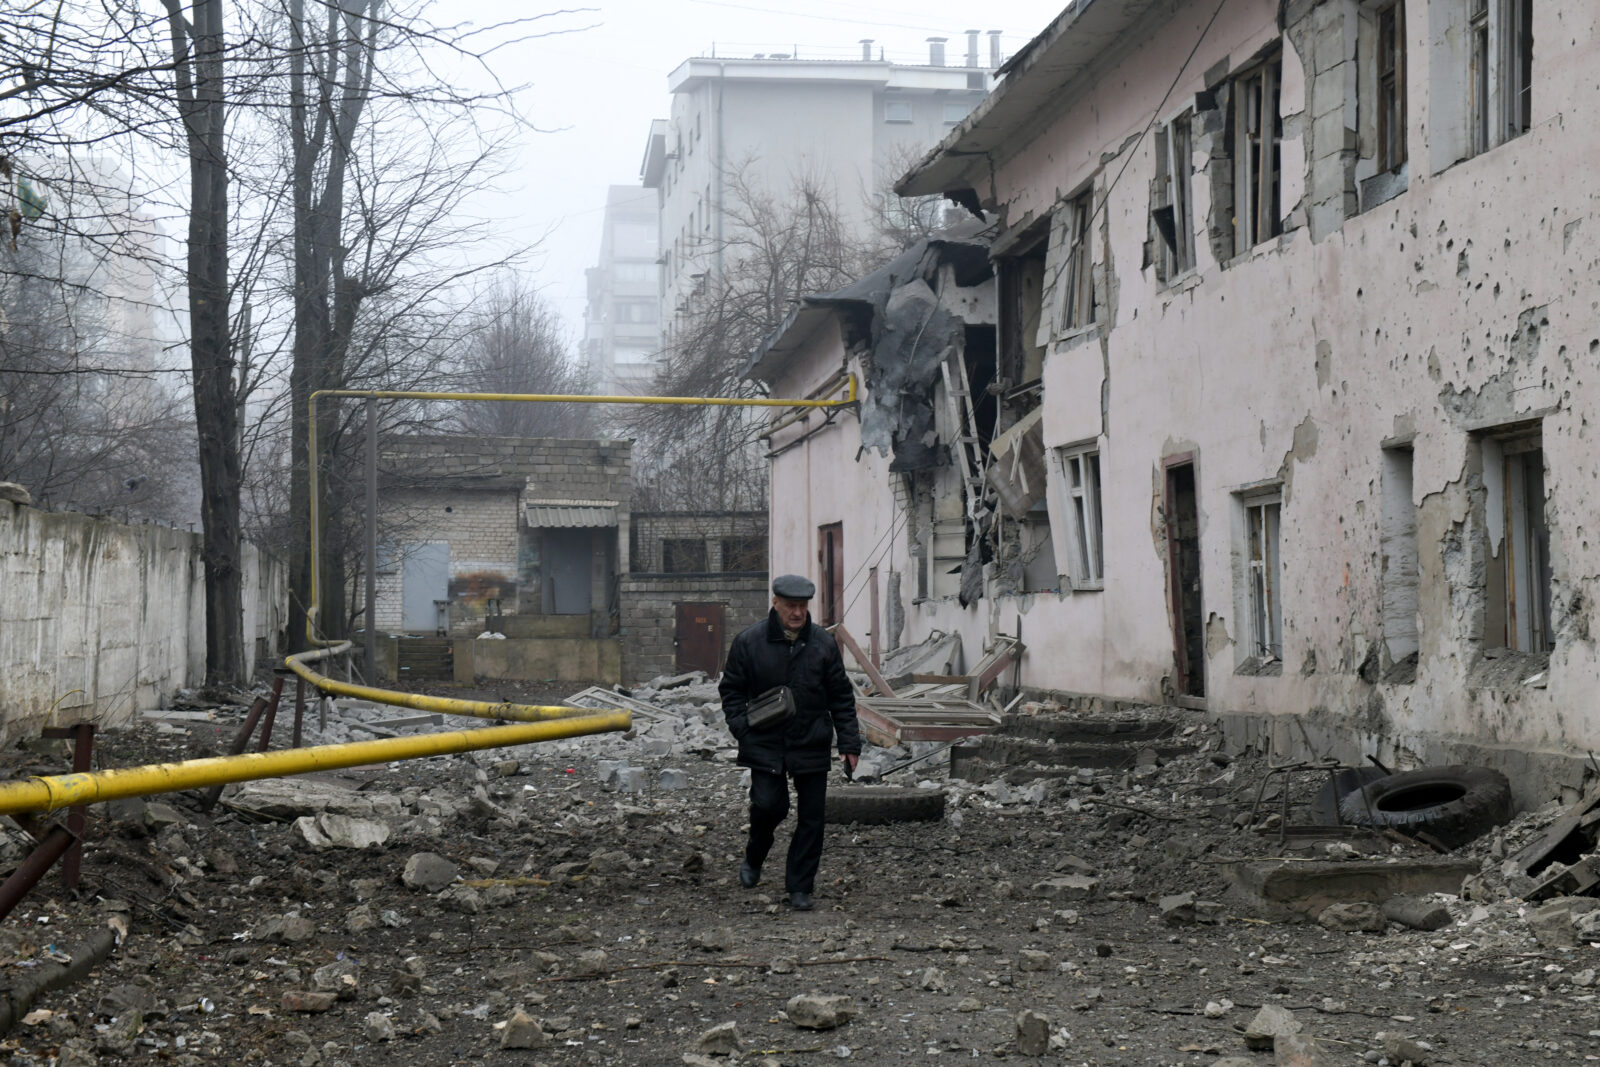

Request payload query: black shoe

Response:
[787,891,814,911]
[738,861,760,889]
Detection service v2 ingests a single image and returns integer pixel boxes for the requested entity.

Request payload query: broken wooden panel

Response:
[856,693,1000,748]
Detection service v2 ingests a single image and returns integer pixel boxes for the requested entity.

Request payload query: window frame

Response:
[1153,110,1196,281]
[1468,0,1532,158]
[1241,490,1283,662]
[1056,443,1104,591]
[884,98,913,124]
[1229,53,1284,254]
[1375,0,1408,172]
[662,537,708,574]
[1057,189,1096,334]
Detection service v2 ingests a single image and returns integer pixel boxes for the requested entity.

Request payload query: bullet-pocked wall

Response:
[756,0,1600,796]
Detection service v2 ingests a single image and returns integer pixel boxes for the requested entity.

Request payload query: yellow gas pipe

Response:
[285,644,595,723]
[0,711,631,817]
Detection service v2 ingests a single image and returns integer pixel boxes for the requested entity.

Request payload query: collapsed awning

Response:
[523,499,619,528]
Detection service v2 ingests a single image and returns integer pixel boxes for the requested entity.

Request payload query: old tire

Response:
[1337,765,1512,849]
[825,785,946,825]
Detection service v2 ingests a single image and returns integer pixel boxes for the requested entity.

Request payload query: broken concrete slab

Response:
[224,779,399,820]
[785,993,853,1030]
[1316,902,1386,932]
[1381,895,1452,931]
[292,813,392,850]
[1221,858,1479,919]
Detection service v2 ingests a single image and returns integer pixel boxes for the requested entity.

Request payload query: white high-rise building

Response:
[581,185,661,395]
[640,31,1005,350]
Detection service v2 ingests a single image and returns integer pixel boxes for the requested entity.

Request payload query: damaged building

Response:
[756,0,1600,803]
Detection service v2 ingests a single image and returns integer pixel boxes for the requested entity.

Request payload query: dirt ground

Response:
[0,678,1596,1066]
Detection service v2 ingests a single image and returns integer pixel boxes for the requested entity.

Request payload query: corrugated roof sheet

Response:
[523,499,620,528]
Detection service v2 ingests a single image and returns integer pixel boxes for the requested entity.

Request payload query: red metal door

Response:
[675,602,725,675]
[817,523,843,626]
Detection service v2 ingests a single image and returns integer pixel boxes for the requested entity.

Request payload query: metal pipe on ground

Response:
[0,711,631,817]
[286,645,595,725]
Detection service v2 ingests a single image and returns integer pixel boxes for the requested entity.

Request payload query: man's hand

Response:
[841,753,858,780]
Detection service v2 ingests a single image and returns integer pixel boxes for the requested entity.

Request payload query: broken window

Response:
[662,538,707,573]
[995,221,1049,386]
[1241,491,1283,661]
[1057,444,1103,590]
[1056,189,1095,333]
[720,536,765,573]
[1153,112,1195,281]
[1480,429,1551,652]
[1374,2,1407,172]
[1226,54,1283,255]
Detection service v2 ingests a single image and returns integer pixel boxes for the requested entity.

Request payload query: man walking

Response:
[719,574,860,910]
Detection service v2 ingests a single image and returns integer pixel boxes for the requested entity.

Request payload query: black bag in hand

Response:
[746,685,796,731]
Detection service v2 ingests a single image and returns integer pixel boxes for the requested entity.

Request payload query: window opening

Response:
[996,222,1049,385]
[1380,446,1420,678]
[1229,55,1283,253]
[1058,445,1103,589]
[721,536,765,573]
[1153,113,1195,279]
[1244,495,1283,660]
[1058,190,1095,332]
[662,538,707,573]
[817,523,843,625]
[1376,2,1407,171]
[1482,431,1551,652]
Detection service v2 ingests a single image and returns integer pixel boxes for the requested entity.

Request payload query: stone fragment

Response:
[639,738,673,757]
[205,848,239,875]
[402,852,458,892]
[439,886,483,914]
[919,967,946,992]
[786,993,853,1030]
[96,983,158,1017]
[956,996,982,1012]
[500,1010,549,1049]
[467,856,500,876]
[1528,897,1600,948]
[1317,902,1386,933]
[1380,1033,1432,1064]
[281,991,337,1013]
[769,956,798,975]
[491,759,521,778]
[1212,1060,1256,1067]
[144,802,184,830]
[659,769,690,790]
[603,766,647,793]
[253,914,317,944]
[1017,949,1052,972]
[299,813,391,850]
[1015,1010,1050,1056]
[1031,876,1099,901]
[345,904,377,934]
[574,949,610,976]
[691,928,732,952]
[1159,891,1196,925]
[1244,1004,1303,1050]
[1274,1029,1324,1066]
[1382,896,1452,931]
[698,1020,741,1055]
[311,959,360,1000]
[364,1011,395,1042]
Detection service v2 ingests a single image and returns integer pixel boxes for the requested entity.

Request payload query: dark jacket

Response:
[719,609,861,775]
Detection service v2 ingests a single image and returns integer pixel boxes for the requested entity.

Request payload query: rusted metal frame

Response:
[293,675,306,748]
[830,623,896,698]
[256,675,285,753]
[0,824,78,923]
[40,723,94,891]
[197,680,283,812]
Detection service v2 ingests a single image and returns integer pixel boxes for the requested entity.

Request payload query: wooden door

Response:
[817,523,843,626]
[675,602,725,676]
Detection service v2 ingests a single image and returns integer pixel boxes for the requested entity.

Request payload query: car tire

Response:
[825,785,946,825]
[1336,765,1513,849]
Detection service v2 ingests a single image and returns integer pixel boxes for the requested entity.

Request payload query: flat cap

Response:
[772,574,816,599]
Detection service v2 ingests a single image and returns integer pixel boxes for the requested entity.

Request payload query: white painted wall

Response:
[0,501,285,741]
[773,0,1600,772]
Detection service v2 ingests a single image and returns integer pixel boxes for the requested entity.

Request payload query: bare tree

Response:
[449,277,594,439]
[628,165,877,511]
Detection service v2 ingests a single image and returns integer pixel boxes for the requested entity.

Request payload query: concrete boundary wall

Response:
[0,501,286,742]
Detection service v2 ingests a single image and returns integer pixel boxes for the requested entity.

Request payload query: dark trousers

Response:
[745,769,827,894]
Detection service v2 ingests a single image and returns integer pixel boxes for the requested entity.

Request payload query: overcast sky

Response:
[461,0,1058,346]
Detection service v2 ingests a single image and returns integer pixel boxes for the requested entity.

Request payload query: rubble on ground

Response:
[0,674,1593,1064]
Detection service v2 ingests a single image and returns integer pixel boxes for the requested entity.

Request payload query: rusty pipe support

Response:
[0,825,77,922]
